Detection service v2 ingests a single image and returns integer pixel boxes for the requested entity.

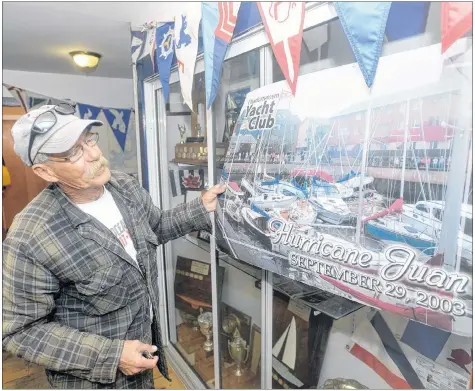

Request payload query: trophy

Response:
[228,328,249,376]
[195,123,203,138]
[222,313,240,335]
[197,310,214,352]
[179,310,199,331]
[319,378,368,389]
[178,124,187,144]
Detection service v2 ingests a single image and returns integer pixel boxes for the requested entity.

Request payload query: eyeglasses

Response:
[28,103,77,165]
[47,132,100,164]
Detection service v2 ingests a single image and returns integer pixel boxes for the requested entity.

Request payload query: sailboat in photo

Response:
[402,200,473,263]
[272,317,303,388]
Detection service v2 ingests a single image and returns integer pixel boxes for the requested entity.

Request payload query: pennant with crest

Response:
[174,3,202,111]
[155,22,175,103]
[258,2,305,95]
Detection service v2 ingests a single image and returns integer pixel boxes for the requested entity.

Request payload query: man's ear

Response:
[32,163,58,183]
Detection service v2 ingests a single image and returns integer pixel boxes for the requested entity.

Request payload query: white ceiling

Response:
[3,2,186,79]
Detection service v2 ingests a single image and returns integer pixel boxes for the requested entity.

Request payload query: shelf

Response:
[183,237,363,319]
[170,160,225,169]
[183,234,262,281]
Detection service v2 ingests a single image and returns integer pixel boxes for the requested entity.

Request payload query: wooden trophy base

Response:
[177,323,205,355]
[194,348,215,383]
[222,364,260,389]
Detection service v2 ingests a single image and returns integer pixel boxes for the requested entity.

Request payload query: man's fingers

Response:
[136,355,159,369]
[207,184,226,194]
[138,343,157,353]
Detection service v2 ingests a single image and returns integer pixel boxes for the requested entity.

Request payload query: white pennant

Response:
[174,3,202,111]
[138,27,157,61]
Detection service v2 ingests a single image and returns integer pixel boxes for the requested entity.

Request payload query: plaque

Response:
[249,324,261,376]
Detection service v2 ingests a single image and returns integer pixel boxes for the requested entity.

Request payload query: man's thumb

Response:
[139,343,157,353]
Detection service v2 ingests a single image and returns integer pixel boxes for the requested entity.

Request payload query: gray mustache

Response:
[86,157,109,179]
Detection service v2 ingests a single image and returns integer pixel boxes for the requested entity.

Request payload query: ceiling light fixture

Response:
[69,51,102,72]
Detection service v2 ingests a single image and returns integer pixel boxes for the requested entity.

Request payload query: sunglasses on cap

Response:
[28,103,77,165]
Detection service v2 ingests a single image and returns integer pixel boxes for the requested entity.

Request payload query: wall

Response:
[3,69,138,175]
[2,69,133,107]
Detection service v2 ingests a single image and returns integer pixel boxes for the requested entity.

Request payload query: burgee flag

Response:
[77,103,102,120]
[441,2,473,53]
[349,311,471,389]
[155,22,175,103]
[139,27,157,72]
[131,30,144,63]
[258,2,305,95]
[334,2,392,88]
[103,108,132,152]
[202,2,241,109]
[175,3,202,111]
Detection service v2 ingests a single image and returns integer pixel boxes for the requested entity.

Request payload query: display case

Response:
[142,2,472,389]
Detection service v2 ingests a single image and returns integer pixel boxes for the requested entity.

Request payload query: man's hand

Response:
[202,184,226,212]
[119,340,158,376]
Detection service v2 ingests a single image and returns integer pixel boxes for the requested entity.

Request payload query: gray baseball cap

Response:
[11,105,103,166]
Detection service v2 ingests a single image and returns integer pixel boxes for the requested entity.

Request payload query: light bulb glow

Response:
[70,51,101,69]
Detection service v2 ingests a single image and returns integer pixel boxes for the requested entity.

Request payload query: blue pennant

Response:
[386,2,429,42]
[103,108,132,151]
[155,22,175,103]
[202,2,240,109]
[334,2,392,88]
[131,30,145,63]
[77,103,102,120]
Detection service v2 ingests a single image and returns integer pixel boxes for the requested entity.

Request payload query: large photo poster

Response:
[215,39,472,336]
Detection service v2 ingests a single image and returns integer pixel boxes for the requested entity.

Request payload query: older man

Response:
[3,103,224,389]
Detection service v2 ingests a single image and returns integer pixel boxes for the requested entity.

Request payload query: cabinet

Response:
[140,2,473,389]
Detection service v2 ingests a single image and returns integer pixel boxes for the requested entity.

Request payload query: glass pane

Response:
[268,3,473,389]
[158,74,216,387]
[212,49,262,389]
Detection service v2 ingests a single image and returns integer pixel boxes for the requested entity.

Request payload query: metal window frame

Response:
[142,3,337,388]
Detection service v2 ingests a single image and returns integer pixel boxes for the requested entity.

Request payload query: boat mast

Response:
[456,138,472,271]
[355,95,373,244]
[419,97,433,200]
[436,44,472,272]
[400,98,410,201]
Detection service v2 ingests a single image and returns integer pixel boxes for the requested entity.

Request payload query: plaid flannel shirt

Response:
[3,171,211,389]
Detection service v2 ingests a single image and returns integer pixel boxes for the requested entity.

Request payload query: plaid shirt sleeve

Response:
[138,183,212,243]
[2,239,125,384]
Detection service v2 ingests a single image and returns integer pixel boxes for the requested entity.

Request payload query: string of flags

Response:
[133,1,472,110]
[3,84,134,152]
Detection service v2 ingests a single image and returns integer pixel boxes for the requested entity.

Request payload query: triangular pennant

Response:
[131,30,144,63]
[138,27,157,62]
[77,103,102,120]
[103,108,132,151]
[155,22,175,103]
[174,3,202,111]
[334,2,392,88]
[386,2,429,42]
[5,84,29,112]
[257,2,305,95]
[441,2,473,53]
[202,2,241,109]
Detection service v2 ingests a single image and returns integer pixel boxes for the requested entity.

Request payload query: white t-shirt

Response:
[76,187,153,318]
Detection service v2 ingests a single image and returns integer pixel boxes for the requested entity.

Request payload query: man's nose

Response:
[83,143,102,161]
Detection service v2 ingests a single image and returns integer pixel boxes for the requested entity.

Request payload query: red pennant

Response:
[258,2,305,95]
[441,2,473,53]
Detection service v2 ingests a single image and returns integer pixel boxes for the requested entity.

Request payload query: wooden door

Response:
[3,107,48,232]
